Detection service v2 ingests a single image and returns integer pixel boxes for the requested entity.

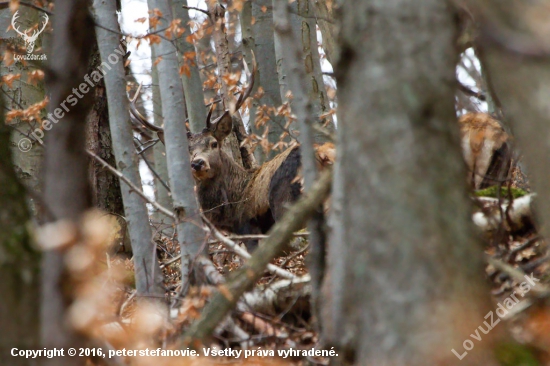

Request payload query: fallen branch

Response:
[180,168,332,346]
[226,232,310,241]
[203,215,297,280]
[238,274,311,315]
[486,256,550,297]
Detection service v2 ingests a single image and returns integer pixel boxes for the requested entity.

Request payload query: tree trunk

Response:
[206,0,256,169]
[467,0,550,244]
[41,2,95,365]
[173,0,207,133]
[0,92,41,366]
[93,0,165,298]
[293,0,334,138]
[311,0,336,66]
[273,0,326,333]
[0,5,45,211]
[323,1,500,364]
[150,46,173,229]
[149,0,207,285]
[241,0,286,162]
[85,45,126,249]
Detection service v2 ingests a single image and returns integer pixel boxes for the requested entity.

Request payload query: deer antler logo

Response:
[11,11,49,54]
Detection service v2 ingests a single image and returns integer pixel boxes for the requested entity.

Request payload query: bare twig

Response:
[180,168,332,345]
[226,233,309,241]
[458,82,487,101]
[202,214,296,280]
[86,149,176,220]
[182,5,210,16]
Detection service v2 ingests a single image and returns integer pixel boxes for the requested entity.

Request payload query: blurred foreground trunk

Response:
[323,1,501,364]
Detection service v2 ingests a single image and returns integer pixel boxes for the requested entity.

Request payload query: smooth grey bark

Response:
[41,2,95,365]
[292,0,334,138]
[273,3,317,191]
[93,0,165,298]
[274,0,333,142]
[150,44,173,227]
[149,0,206,283]
[241,0,286,162]
[324,1,499,364]
[173,0,207,133]
[273,0,327,332]
[0,95,41,366]
[469,1,550,253]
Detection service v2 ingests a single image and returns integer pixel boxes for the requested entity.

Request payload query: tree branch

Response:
[86,150,176,220]
[180,168,332,346]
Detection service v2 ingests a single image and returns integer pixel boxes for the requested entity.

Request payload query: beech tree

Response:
[322,1,501,364]
[2,0,550,364]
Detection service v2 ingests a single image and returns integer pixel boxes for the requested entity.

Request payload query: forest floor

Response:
[106,181,550,365]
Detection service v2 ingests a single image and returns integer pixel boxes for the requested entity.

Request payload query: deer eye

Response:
[211,141,218,149]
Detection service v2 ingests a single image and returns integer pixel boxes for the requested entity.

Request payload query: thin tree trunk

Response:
[41,2,95,365]
[273,0,326,333]
[173,0,207,133]
[241,0,286,162]
[311,0,336,66]
[206,0,256,169]
[93,0,165,298]
[323,1,500,364]
[294,0,334,137]
[149,0,206,285]
[150,42,173,229]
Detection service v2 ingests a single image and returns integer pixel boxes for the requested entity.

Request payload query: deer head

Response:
[11,10,49,53]
[129,53,256,182]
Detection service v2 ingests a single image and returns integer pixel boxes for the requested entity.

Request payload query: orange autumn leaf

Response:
[27,70,45,85]
[153,56,163,67]
[6,97,49,123]
[149,16,160,29]
[228,0,245,12]
[185,33,197,44]
[2,51,14,67]
[183,51,196,66]
[165,19,184,39]
[179,64,190,78]
[1,73,21,88]
[145,34,161,45]
[150,8,162,17]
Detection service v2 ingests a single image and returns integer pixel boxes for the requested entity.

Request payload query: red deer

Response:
[459,112,512,189]
[130,60,334,249]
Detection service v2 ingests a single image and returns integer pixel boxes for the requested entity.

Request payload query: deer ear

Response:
[211,111,233,142]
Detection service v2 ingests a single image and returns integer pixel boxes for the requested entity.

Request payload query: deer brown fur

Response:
[129,59,334,248]
[458,112,512,189]
[187,112,324,243]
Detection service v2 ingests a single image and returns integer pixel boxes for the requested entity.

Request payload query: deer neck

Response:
[196,150,254,211]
